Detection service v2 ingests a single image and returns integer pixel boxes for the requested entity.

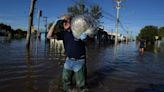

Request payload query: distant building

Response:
[107,32,126,42]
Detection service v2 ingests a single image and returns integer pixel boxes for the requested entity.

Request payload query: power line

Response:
[71,0,116,21]
[119,19,126,32]
[85,0,116,21]
[85,0,127,32]
[70,0,127,34]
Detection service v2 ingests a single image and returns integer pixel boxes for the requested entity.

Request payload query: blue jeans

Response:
[64,57,85,72]
[63,58,86,92]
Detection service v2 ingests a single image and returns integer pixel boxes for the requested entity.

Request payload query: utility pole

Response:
[111,29,114,40]
[43,16,48,39]
[35,10,42,55]
[114,0,123,46]
[26,0,37,48]
[126,25,129,44]
[130,30,133,41]
[37,10,42,39]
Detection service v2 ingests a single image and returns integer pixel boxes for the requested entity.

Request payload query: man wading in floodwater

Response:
[47,15,89,92]
[138,37,146,56]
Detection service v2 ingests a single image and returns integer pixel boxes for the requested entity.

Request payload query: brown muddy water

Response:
[0,37,164,92]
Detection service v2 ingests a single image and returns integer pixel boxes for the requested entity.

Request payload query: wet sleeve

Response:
[80,33,90,42]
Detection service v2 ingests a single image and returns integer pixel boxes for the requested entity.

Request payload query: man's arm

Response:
[47,23,56,39]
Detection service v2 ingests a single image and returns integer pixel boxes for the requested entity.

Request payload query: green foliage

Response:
[67,0,88,16]
[90,4,103,26]
[0,23,12,32]
[67,0,103,26]
[138,25,158,42]
[90,5,103,19]
[0,23,26,38]
[159,27,164,37]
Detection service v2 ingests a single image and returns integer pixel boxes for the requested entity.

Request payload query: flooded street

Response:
[0,38,164,92]
[86,41,164,92]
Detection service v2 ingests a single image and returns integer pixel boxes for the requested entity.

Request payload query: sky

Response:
[0,0,164,37]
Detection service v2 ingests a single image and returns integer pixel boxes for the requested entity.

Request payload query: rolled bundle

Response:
[71,15,97,39]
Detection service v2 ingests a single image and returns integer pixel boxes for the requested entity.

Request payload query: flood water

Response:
[0,37,164,92]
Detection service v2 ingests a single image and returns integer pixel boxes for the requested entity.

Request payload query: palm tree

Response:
[67,0,103,26]
[90,4,103,26]
[67,0,88,16]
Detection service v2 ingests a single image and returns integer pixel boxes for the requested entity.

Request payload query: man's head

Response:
[53,20,67,32]
[60,15,71,21]
[60,15,72,30]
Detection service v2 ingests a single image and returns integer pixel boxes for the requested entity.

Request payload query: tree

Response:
[67,0,103,26]
[138,25,158,42]
[0,23,12,32]
[159,27,164,37]
[90,4,103,26]
[0,23,27,38]
[0,23,13,37]
[67,0,88,16]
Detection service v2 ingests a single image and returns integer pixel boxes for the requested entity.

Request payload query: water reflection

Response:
[0,37,11,43]
[86,42,164,92]
[25,48,37,92]
[0,38,164,92]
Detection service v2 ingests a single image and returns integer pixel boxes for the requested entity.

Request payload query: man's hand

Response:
[80,33,87,41]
